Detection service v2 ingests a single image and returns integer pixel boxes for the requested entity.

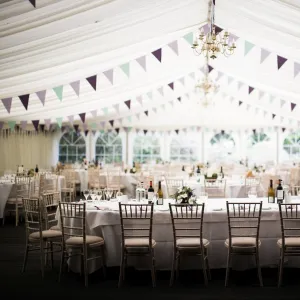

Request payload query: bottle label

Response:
[277,190,284,200]
[268,196,274,203]
[148,192,154,201]
[157,198,163,205]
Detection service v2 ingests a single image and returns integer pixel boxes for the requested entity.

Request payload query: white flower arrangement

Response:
[172,186,194,204]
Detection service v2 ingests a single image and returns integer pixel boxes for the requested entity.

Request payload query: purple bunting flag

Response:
[294,62,300,78]
[103,69,114,85]
[100,121,106,128]
[1,98,12,113]
[21,121,27,130]
[282,127,286,133]
[44,119,51,130]
[249,86,254,94]
[272,114,276,119]
[144,111,148,116]
[124,100,131,109]
[79,113,86,123]
[168,41,179,55]
[168,82,174,90]
[29,0,36,7]
[136,56,146,71]
[291,103,296,111]
[36,90,46,106]
[32,120,39,131]
[115,128,120,135]
[109,120,114,127]
[143,130,148,135]
[175,129,179,135]
[86,75,97,91]
[19,94,30,110]
[239,101,243,106]
[70,81,80,96]
[73,124,79,132]
[84,130,89,137]
[214,25,223,35]
[152,48,162,62]
[277,55,287,70]
[208,65,214,73]
[177,97,181,102]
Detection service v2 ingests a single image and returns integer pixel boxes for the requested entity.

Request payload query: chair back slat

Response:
[204,179,226,198]
[23,198,43,237]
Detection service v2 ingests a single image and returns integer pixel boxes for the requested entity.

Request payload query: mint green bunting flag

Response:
[147,91,153,100]
[100,129,105,133]
[127,116,132,122]
[183,32,193,46]
[91,122,97,130]
[56,117,63,128]
[128,127,132,132]
[120,62,130,77]
[53,86,63,101]
[8,120,16,131]
[102,107,108,115]
[244,41,255,56]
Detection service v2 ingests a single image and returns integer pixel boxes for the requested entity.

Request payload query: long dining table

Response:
[63,197,300,274]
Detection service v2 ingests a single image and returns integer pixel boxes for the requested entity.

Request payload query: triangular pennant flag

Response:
[1,98,12,113]
[216,71,224,81]
[82,123,88,131]
[100,121,106,128]
[79,113,86,123]
[124,100,131,109]
[214,25,223,34]
[32,120,39,131]
[175,129,179,135]
[237,81,243,90]
[7,121,16,131]
[280,116,284,123]
[152,107,157,114]
[208,65,214,73]
[246,104,251,111]
[92,130,97,136]
[169,100,174,107]
[177,97,181,102]
[136,96,143,106]
[249,86,254,94]
[56,117,63,128]
[228,76,234,85]
[282,127,286,133]
[36,90,46,105]
[280,99,285,107]
[147,92,153,100]
[136,56,146,71]
[109,120,114,127]
[86,75,97,91]
[294,62,300,78]
[102,107,108,115]
[157,87,164,96]
[44,119,51,130]
[84,130,89,137]
[244,41,255,56]
[73,124,79,132]
[40,124,45,132]
[143,130,148,135]
[258,91,265,100]
[152,49,162,62]
[189,72,195,79]
[168,82,174,90]
[269,95,275,103]
[260,48,271,64]
[70,81,80,96]
[272,114,276,119]
[113,104,120,113]
[20,121,27,130]
[120,62,130,77]
[291,103,296,111]
[19,94,29,110]
[144,111,148,116]
[255,108,259,115]
[53,86,63,101]
[29,0,36,7]
[252,129,256,135]
[136,113,140,121]
[277,55,287,70]
[68,115,74,124]
[115,128,120,135]
[239,101,243,106]
[91,110,97,118]
[168,41,178,55]
[103,69,114,84]
[178,77,185,86]
[183,32,193,45]
[90,122,97,130]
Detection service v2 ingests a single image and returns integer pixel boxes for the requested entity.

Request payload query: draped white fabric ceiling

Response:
[0,0,300,130]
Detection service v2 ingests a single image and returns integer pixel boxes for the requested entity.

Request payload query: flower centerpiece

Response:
[172,186,195,204]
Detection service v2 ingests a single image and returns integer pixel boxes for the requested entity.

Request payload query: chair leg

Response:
[205,249,211,280]
[176,251,180,280]
[150,251,156,288]
[118,250,125,288]
[59,247,65,282]
[50,242,54,269]
[255,251,263,287]
[15,203,19,226]
[200,255,208,286]
[83,246,88,287]
[100,246,106,278]
[22,243,29,273]
[225,249,231,287]
[170,248,176,286]
[278,249,284,287]
[40,239,45,278]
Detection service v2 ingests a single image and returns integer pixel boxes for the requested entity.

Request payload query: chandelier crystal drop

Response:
[192,0,236,59]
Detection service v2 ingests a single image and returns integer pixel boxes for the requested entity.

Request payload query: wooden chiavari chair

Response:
[204,179,226,198]
[169,203,210,286]
[244,177,261,197]
[118,203,156,287]
[225,201,263,287]
[165,177,184,198]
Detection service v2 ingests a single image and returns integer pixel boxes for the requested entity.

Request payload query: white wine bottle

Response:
[157,181,163,205]
[267,179,275,203]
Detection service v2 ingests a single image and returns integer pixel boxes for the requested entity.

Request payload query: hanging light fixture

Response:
[192,0,236,59]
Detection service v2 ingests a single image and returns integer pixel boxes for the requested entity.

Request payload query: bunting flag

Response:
[168,82,174,90]
[86,75,97,91]
[32,120,39,131]
[19,94,29,110]
[142,129,147,135]
[277,55,287,70]
[136,96,143,106]
[282,127,286,133]
[258,91,265,100]
[20,121,27,130]
[53,86,63,101]
[214,25,223,35]
[144,110,148,116]
[115,128,120,135]
[183,32,193,45]
[260,49,271,64]
[68,115,74,124]
[36,90,46,106]
[280,99,285,107]
[120,62,130,77]
[228,76,234,85]
[91,110,97,118]
[249,86,254,94]
[7,121,16,131]
[28,0,36,7]
[208,65,214,73]
[73,124,79,132]
[127,116,132,122]
[168,41,179,55]
[175,129,179,135]
[152,48,162,62]
[244,41,255,56]
[100,121,106,128]
[291,103,296,111]
[147,92,153,100]
[113,104,120,113]
[102,107,108,115]
[178,77,185,86]
[1,98,12,113]
[56,117,63,128]
[79,113,86,123]
[136,56,146,71]
[44,119,51,130]
[294,62,300,78]
[189,72,195,79]
[152,107,157,113]
[177,97,181,102]
[239,101,243,106]
[124,100,131,109]
[84,130,89,137]
[70,81,80,96]
[40,124,45,132]
[92,130,97,136]
[109,120,114,127]
[216,71,223,81]
[269,95,275,103]
[272,114,276,119]
[237,81,243,90]
[90,122,97,130]
[103,69,114,84]
[157,87,164,96]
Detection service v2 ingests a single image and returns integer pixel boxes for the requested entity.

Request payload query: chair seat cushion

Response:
[177,238,210,248]
[61,188,74,192]
[29,230,62,241]
[277,237,300,248]
[50,225,61,231]
[125,238,156,248]
[6,198,23,204]
[225,237,260,248]
[65,235,104,247]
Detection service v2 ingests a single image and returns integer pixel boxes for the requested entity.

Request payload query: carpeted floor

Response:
[1,217,300,300]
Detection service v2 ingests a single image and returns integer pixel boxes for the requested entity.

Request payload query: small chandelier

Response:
[192,0,236,59]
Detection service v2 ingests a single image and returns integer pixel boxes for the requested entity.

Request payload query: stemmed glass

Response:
[83,190,89,201]
[96,189,103,201]
[105,188,113,201]
[248,187,257,199]
[89,189,96,201]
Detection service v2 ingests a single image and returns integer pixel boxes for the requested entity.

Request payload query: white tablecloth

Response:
[64,197,300,274]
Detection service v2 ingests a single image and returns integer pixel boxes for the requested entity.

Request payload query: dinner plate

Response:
[262,207,272,210]
[212,208,223,211]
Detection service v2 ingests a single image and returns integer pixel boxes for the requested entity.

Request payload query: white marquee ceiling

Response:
[0,0,300,130]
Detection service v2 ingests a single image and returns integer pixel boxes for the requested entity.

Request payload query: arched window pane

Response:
[58,132,86,163]
[170,135,199,162]
[133,136,161,163]
[246,133,270,163]
[283,132,300,160]
[208,133,235,162]
[95,132,123,163]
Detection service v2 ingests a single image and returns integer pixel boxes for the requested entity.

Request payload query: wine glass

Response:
[97,189,103,201]
[83,190,89,201]
[248,187,257,199]
[105,188,113,201]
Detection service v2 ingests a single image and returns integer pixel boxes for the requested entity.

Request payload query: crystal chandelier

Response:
[192,0,236,59]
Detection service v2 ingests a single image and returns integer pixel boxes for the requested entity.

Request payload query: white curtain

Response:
[0,130,57,175]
